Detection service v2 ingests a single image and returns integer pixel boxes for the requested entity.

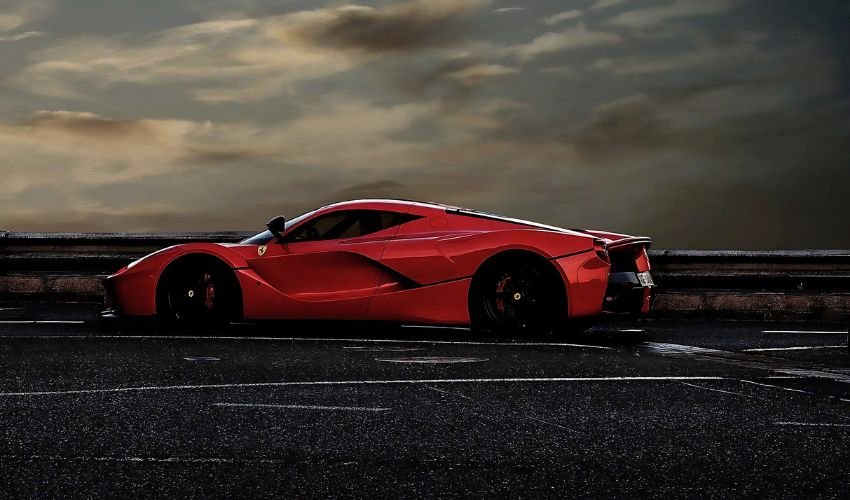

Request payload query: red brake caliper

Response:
[495,276,509,314]
[203,273,215,311]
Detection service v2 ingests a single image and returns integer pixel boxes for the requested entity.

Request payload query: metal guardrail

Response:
[650,249,850,293]
[2,232,849,320]
[0,231,254,274]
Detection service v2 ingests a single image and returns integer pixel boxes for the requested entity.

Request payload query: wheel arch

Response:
[155,252,244,319]
[467,249,569,325]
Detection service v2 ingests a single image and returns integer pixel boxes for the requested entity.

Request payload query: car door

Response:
[245,210,406,320]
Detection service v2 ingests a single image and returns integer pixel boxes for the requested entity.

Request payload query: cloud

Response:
[540,65,574,77]
[0,0,52,32]
[393,57,519,109]
[15,18,354,102]
[0,101,511,232]
[494,7,524,14]
[436,98,527,130]
[0,30,42,42]
[13,0,492,102]
[272,0,490,53]
[444,64,518,87]
[620,101,850,248]
[608,0,739,28]
[0,99,577,232]
[591,32,769,75]
[591,0,628,10]
[543,10,581,25]
[0,111,233,186]
[504,25,622,60]
[0,99,437,197]
[566,75,835,164]
[26,111,162,139]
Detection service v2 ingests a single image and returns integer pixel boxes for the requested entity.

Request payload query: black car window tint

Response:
[292,213,347,241]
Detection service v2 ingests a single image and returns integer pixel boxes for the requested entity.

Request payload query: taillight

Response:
[594,239,610,263]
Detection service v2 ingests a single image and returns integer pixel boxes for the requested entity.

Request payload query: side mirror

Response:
[266,215,287,240]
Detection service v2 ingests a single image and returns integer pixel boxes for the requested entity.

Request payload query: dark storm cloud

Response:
[567,63,847,163]
[178,147,267,165]
[567,80,775,164]
[393,59,481,108]
[635,100,850,248]
[561,77,850,248]
[277,0,489,53]
[26,111,155,139]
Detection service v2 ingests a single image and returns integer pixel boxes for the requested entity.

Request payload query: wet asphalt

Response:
[1,304,849,498]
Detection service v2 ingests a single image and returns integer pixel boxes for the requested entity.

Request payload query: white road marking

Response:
[617,329,645,333]
[643,342,723,355]
[644,342,850,383]
[425,385,474,400]
[0,320,85,325]
[773,422,850,427]
[343,346,423,352]
[679,382,755,399]
[0,376,727,397]
[0,334,613,349]
[741,379,811,394]
[742,346,845,352]
[742,380,850,403]
[763,330,846,335]
[0,454,287,464]
[402,325,470,331]
[775,368,850,383]
[184,357,221,362]
[375,357,487,364]
[740,379,839,399]
[213,403,390,411]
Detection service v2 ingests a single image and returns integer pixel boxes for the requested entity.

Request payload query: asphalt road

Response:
[1,304,849,498]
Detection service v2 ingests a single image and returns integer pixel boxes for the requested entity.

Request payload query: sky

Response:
[0,0,848,249]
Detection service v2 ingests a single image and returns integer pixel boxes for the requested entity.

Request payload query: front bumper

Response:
[602,271,654,314]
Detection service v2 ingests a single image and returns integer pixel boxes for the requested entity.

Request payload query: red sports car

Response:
[105,199,653,334]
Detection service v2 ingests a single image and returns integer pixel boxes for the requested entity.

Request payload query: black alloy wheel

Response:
[474,260,562,336]
[162,264,236,325]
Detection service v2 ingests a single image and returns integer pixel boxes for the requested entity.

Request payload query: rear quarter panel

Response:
[375,211,607,321]
[382,212,597,286]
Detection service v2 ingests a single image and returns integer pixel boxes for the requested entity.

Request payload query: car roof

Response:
[317,199,577,233]
[319,199,455,213]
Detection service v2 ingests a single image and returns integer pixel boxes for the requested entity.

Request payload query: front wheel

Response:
[470,257,566,337]
[158,261,239,327]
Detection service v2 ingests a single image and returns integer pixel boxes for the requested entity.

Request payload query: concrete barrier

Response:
[2,231,849,321]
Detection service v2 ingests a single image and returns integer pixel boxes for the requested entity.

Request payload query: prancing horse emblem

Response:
[258,245,267,256]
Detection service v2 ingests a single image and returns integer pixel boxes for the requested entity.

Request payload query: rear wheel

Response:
[470,254,565,337]
[158,259,239,327]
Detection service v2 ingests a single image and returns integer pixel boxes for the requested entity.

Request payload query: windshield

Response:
[239,210,317,244]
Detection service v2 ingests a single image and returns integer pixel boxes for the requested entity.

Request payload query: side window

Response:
[288,212,353,242]
[287,210,421,242]
[380,212,420,229]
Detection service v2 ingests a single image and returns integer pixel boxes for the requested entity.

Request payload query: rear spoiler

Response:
[606,236,652,251]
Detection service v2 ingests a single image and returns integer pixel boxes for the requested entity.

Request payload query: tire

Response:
[157,259,239,327]
[470,255,565,337]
